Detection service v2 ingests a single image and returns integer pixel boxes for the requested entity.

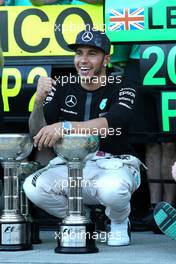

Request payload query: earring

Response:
[104,64,107,67]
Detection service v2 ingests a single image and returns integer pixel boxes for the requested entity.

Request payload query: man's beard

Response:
[93,66,102,77]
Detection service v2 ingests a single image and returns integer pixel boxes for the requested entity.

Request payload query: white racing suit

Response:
[23,152,144,223]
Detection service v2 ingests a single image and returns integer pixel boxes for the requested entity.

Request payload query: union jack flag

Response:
[109,8,144,31]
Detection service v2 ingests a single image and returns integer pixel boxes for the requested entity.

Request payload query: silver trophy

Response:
[0,134,33,251]
[19,161,41,244]
[54,134,99,254]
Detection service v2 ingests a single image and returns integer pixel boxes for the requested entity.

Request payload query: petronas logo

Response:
[99,99,108,110]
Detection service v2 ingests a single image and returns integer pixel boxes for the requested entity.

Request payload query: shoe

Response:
[154,202,176,240]
[107,218,131,246]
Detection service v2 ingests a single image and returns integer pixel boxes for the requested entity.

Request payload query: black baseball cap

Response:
[68,29,111,55]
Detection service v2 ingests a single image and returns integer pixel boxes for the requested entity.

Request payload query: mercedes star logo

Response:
[65,95,77,108]
[82,31,93,42]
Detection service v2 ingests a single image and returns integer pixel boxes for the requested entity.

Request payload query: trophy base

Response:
[55,245,98,254]
[55,222,98,254]
[0,221,32,251]
[0,243,32,251]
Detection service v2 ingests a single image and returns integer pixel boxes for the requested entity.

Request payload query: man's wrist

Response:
[34,99,44,106]
[62,121,72,134]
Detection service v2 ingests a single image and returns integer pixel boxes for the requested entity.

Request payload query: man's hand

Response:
[35,77,56,104]
[33,122,63,150]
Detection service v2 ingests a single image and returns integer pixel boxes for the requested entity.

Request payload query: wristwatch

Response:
[62,121,72,134]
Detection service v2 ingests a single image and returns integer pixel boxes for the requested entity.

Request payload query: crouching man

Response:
[23,29,141,246]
